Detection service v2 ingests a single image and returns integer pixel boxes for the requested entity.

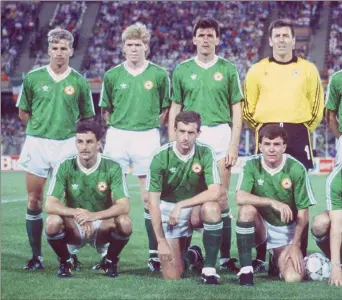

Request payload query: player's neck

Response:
[49,63,69,75]
[79,156,98,169]
[196,53,216,64]
[125,59,147,70]
[272,52,293,63]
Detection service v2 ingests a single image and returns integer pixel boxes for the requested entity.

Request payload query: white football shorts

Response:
[336,135,342,165]
[103,126,160,176]
[264,220,296,250]
[18,136,77,178]
[160,200,193,239]
[197,123,231,161]
[67,219,108,255]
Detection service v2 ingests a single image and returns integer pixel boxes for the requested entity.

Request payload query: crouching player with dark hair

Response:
[235,125,316,286]
[45,120,131,278]
[148,111,223,284]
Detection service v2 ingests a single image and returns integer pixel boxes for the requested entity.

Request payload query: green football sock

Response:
[46,231,70,261]
[144,209,158,258]
[203,221,223,268]
[185,235,192,250]
[236,221,255,267]
[256,239,267,262]
[220,209,231,259]
[26,208,43,257]
[183,247,196,271]
[107,232,131,263]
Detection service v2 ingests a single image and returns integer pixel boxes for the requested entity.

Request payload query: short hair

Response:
[48,28,74,47]
[193,18,220,38]
[174,111,201,133]
[258,125,288,145]
[122,22,151,45]
[76,120,101,141]
[268,19,295,38]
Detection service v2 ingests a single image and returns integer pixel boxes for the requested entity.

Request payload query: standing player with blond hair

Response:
[16,28,95,270]
[169,18,243,272]
[99,22,170,271]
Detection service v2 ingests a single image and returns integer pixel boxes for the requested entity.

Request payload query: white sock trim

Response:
[237,266,253,276]
[202,267,219,276]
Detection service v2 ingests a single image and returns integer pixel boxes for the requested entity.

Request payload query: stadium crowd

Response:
[82,1,271,79]
[1,2,39,75]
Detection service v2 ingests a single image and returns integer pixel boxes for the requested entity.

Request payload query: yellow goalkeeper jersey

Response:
[243,56,324,132]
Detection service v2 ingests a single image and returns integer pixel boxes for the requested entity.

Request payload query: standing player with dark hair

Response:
[99,22,170,272]
[235,125,316,286]
[45,120,131,278]
[169,17,243,273]
[16,28,95,270]
[243,18,324,266]
[325,69,342,165]
[148,111,222,284]
[311,164,342,286]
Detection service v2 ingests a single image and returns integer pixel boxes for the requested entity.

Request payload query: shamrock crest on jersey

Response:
[213,72,223,81]
[64,85,75,95]
[97,181,108,192]
[281,178,292,189]
[191,162,202,174]
[144,80,154,90]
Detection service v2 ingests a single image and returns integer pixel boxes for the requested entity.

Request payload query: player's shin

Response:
[236,222,255,268]
[26,208,43,257]
[45,231,70,261]
[203,221,223,269]
[220,208,232,259]
[107,231,131,263]
[312,234,331,258]
[144,208,158,258]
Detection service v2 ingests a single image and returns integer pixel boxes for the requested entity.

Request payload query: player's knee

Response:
[219,186,228,203]
[45,215,63,235]
[311,213,330,237]
[282,270,303,283]
[142,191,149,209]
[201,202,221,222]
[115,215,132,236]
[237,205,258,222]
[27,192,44,210]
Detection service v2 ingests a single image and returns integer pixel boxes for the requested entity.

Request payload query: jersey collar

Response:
[261,154,287,176]
[172,141,195,162]
[124,60,149,77]
[194,55,218,69]
[268,55,298,65]
[77,153,102,175]
[46,65,71,82]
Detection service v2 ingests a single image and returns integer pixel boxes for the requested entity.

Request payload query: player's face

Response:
[259,136,287,167]
[48,39,73,68]
[269,26,295,59]
[123,39,148,64]
[193,28,219,56]
[76,132,100,166]
[174,122,200,154]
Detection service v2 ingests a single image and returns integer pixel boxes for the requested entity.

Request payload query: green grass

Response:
[1,172,341,300]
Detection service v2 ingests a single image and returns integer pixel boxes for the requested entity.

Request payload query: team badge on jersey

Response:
[191,162,202,174]
[144,81,154,90]
[281,178,292,189]
[64,85,75,95]
[97,182,108,192]
[292,69,300,76]
[213,72,223,81]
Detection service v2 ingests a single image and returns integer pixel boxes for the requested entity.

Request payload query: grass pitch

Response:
[1,172,341,300]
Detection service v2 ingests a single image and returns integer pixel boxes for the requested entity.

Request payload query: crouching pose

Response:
[311,163,342,286]
[45,120,131,278]
[148,111,223,284]
[235,125,316,286]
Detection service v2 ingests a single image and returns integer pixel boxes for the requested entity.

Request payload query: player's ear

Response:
[269,37,273,48]
[215,37,220,46]
[291,37,296,50]
[193,36,197,46]
[69,47,74,57]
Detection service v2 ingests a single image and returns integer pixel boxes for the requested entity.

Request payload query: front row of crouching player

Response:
[45,120,131,278]
[43,115,341,286]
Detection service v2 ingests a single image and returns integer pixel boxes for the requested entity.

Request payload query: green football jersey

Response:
[16,66,95,140]
[236,154,316,226]
[326,163,342,211]
[147,141,221,203]
[325,70,342,132]
[171,56,243,126]
[99,62,170,131]
[47,154,129,212]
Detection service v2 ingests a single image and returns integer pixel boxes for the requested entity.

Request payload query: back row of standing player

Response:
[16,18,341,282]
